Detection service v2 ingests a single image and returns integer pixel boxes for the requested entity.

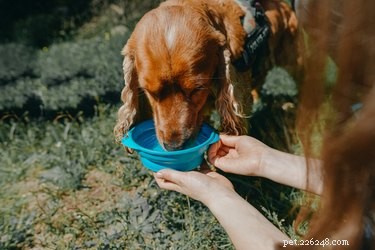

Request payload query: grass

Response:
[0,105,237,249]
[0,104,307,249]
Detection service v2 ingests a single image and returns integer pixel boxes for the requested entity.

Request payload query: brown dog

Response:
[114,0,303,151]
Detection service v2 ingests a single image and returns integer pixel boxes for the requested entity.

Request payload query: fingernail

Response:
[155,172,163,178]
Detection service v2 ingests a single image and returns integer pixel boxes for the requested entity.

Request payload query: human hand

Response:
[155,165,290,249]
[208,134,272,176]
[154,167,235,205]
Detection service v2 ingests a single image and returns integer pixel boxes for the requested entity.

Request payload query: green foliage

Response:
[0,106,233,249]
[0,44,39,84]
[0,107,112,188]
[262,67,298,98]
[0,0,118,46]
[0,33,127,115]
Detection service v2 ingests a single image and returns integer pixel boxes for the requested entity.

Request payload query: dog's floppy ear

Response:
[216,48,248,135]
[114,44,139,143]
[204,1,246,59]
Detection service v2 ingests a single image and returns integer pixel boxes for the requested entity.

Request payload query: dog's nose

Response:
[161,130,186,151]
[163,142,183,151]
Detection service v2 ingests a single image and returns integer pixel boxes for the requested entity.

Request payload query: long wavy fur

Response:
[216,48,248,135]
[114,46,138,143]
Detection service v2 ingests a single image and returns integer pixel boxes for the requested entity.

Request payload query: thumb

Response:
[218,134,241,147]
[154,169,186,192]
[155,169,184,184]
[212,156,233,171]
[207,134,239,164]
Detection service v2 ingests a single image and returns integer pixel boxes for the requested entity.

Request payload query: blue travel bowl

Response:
[121,120,220,172]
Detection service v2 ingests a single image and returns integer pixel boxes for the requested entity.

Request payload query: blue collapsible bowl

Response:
[121,120,220,172]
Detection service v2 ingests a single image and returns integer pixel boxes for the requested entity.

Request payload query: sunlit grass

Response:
[0,104,308,249]
[0,105,235,249]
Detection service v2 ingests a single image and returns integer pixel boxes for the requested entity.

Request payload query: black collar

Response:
[233,0,270,73]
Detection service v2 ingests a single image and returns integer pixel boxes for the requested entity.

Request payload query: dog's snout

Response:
[162,130,184,151]
[163,142,183,151]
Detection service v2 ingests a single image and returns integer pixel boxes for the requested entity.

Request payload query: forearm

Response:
[260,149,322,194]
[206,192,289,250]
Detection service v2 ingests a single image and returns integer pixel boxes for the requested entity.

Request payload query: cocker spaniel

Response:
[114,0,303,151]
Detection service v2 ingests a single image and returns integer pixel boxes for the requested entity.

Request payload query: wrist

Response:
[205,189,289,249]
[257,148,296,181]
[258,148,318,192]
[204,188,239,210]
[255,147,279,178]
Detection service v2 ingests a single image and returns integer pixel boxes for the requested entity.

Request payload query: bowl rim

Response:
[121,120,219,156]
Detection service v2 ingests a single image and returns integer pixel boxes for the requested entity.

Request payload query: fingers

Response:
[218,134,241,147]
[154,168,235,202]
[154,169,184,192]
[207,140,221,163]
[155,169,184,185]
[154,177,181,192]
[208,138,237,170]
[212,155,236,172]
[207,135,237,164]
[208,134,239,153]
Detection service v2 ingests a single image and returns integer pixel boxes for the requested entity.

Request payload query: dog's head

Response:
[114,3,247,150]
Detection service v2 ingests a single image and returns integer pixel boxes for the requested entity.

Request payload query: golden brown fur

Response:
[114,0,302,150]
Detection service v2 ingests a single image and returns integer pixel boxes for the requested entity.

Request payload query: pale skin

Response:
[154,134,323,250]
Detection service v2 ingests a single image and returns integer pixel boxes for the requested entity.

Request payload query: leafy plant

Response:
[0,34,127,116]
[0,43,39,85]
